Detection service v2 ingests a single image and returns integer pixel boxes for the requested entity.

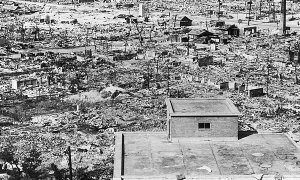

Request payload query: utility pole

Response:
[248,0,253,26]
[93,27,96,51]
[167,64,170,97]
[21,24,25,42]
[218,0,222,21]
[147,60,150,89]
[295,62,298,84]
[294,42,299,84]
[154,56,159,83]
[22,8,25,42]
[187,35,190,56]
[272,0,275,22]
[268,0,271,21]
[246,76,249,92]
[156,57,159,74]
[266,43,273,96]
[281,0,287,35]
[267,56,270,96]
[174,14,177,27]
[85,27,88,56]
[67,146,72,180]
[259,0,262,17]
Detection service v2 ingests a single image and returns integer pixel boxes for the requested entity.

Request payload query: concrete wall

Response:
[170,116,238,139]
[113,132,124,180]
[11,80,18,90]
[120,175,300,180]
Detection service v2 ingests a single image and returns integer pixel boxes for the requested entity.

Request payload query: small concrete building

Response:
[114,98,300,180]
[248,86,264,97]
[243,26,257,35]
[165,98,241,141]
[11,78,38,90]
[219,82,229,90]
[226,24,240,37]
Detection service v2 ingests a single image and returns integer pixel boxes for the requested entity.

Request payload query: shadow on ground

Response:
[238,130,258,140]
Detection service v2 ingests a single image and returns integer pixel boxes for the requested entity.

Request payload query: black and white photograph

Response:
[0,0,300,179]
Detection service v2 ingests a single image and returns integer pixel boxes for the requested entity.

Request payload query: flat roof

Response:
[166,98,241,116]
[114,133,300,179]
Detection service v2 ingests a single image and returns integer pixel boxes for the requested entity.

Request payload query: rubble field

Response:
[1,0,300,179]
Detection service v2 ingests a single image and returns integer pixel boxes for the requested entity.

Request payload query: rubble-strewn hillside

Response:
[1,0,300,179]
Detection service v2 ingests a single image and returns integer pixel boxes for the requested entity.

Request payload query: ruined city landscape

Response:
[1,0,300,179]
